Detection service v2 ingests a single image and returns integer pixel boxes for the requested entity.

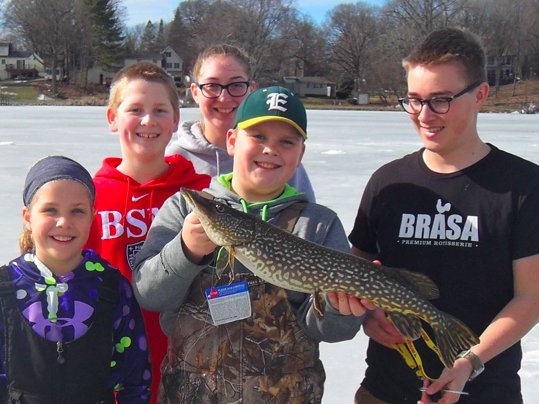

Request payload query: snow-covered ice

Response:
[1,106,538,403]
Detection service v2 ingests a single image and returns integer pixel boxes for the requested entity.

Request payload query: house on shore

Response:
[282,76,337,98]
[487,54,517,85]
[0,42,46,80]
[87,47,184,86]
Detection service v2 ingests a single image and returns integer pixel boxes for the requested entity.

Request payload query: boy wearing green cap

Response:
[133,86,368,403]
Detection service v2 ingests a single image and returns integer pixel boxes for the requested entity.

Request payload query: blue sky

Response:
[122,0,387,27]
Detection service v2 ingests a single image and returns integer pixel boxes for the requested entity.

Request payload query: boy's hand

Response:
[360,259,407,347]
[181,212,218,264]
[362,307,406,347]
[327,292,376,317]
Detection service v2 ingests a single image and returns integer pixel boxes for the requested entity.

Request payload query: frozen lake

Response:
[1,106,539,402]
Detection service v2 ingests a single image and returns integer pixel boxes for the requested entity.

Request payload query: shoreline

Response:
[0,103,535,114]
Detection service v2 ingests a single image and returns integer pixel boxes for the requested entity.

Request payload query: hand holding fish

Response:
[326,292,376,317]
[182,212,218,264]
[363,307,407,347]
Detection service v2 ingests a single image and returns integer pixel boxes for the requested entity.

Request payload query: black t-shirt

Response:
[349,145,539,404]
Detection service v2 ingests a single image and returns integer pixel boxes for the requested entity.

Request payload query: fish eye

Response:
[215,204,226,213]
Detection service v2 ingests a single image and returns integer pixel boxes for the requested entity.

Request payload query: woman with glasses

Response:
[166,44,316,201]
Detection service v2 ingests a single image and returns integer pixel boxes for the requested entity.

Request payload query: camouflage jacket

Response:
[159,272,325,404]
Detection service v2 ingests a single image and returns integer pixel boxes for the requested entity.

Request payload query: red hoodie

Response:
[86,154,210,402]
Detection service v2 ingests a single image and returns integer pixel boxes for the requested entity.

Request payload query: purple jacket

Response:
[0,250,152,403]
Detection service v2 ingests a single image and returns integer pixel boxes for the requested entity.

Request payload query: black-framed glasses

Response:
[196,81,251,98]
[398,81,482,115]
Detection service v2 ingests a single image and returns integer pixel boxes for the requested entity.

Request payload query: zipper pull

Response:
[56,341,65,364]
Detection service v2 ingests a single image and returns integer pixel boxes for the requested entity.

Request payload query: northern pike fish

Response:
[181,188,480,369]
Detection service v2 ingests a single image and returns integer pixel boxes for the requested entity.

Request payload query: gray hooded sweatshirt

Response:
[133,175,361,342]
[166,120,317,202]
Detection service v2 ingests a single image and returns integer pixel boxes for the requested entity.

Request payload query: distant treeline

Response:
[2,0,539,101]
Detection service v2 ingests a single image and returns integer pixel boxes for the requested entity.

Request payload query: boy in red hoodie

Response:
[86,62,210,402]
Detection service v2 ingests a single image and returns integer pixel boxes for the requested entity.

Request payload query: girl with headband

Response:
[0,155,152,403]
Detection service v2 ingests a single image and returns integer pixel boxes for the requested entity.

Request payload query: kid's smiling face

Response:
[227,120,305,203]
[23,180,94,276]
[107,79,179,162]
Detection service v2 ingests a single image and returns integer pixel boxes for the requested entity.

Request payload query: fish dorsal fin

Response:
[390,268,439,300]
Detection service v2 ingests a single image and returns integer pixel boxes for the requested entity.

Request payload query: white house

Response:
[87,52,162,86]
[282,76,337,98]
[162,46,183,84]
[0,42,46,80]
[87,47,184,86]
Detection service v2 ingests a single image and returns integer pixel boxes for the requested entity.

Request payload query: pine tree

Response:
[156,19,166,52]
[140,20,158,53]
[84,0,124,67]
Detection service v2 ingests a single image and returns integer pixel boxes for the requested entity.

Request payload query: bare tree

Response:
[466,0,519,96]
[288,14,332,77]
[124,23,145,54]
[4,0,87,95]
[325,2,378,95]
[524,0,539,78]
[226,0,296,81]
[385,0,470,35]
[169,0,236,72]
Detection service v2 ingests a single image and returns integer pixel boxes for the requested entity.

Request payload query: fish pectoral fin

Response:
[215,247,230,279]
[386,311,422,340]
[313,290,326,322]
[228,247,236,282]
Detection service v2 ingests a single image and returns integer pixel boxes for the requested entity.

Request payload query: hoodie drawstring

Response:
[123,177,131,229]
[148,189,155,225]
[215,150,221,177]
[240,199,268,221]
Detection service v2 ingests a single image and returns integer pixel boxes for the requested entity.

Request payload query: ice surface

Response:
[1,106,538,403]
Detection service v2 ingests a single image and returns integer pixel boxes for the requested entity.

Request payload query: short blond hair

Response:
[108,62,179,113]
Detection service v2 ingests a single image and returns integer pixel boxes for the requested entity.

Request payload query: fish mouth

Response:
[181,189,213,222]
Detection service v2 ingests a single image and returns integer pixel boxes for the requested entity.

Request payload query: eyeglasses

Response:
[196,81,251,98]
[398,81,482,115]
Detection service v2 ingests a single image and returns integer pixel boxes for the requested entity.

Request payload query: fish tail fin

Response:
[430,313,480,368]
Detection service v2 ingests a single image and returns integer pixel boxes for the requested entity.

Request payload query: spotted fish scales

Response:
[181,188,480,369]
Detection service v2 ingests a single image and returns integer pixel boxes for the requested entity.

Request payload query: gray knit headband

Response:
[23,156,96,207]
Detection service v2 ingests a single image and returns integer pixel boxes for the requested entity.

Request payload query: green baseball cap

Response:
[233,86,307,139]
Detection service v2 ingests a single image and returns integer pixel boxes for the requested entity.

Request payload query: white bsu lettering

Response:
[99,208,159,240]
